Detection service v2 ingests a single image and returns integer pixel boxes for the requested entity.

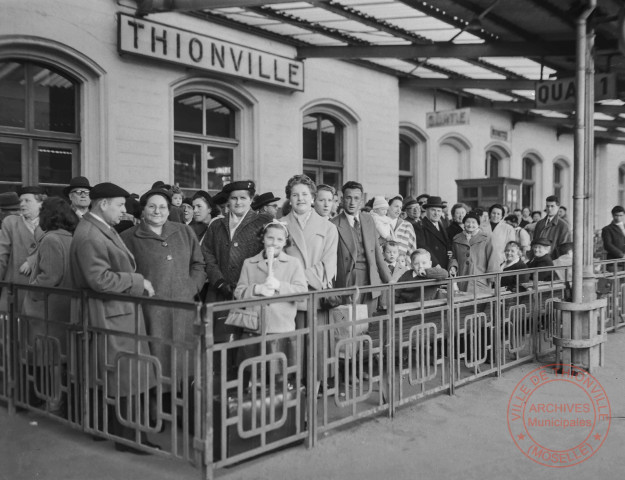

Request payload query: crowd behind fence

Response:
[1,261,624,479]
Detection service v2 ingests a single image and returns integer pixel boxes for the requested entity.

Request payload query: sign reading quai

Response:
[535,74,616,107]
[117,13,304,91]
[426,108,470,128]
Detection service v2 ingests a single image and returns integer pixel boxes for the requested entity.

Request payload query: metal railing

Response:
[1,262,622,479]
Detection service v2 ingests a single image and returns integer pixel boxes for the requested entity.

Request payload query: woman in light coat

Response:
[121,188,206,394]
[482,204,516,271]
[282,175,338,391]
[449,212,499,295]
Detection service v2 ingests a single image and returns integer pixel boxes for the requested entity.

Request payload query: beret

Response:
[192,190,214,208]
[17,185,46,196]
[402,196,418,209]
[90,182,130,200]
[531,237,552,247]
[221,180,256,196]
[252,192,281,210]
[140,187,172,207]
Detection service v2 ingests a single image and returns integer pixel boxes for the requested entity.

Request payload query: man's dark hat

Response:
[212,191,228,205]
[140,187,172,207]
[192,190,214,208]
[90,182,130,200]
[220,180,256,197]
[531,237,552,247]
[252,192,281,211]
[17,185,46,196]
[0,192,20,211]
[402,196,418,210]
[423,196,445,209]
[182,198,193,207]
[125,197,142,219]
[151,180,172,191]
[63,176,92,197]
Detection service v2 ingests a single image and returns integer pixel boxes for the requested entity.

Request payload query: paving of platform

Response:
[2,330,624,480]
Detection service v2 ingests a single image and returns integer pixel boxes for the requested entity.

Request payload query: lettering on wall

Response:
[535,74,616,107]
[426,108,470,128]
[117,12,304,91]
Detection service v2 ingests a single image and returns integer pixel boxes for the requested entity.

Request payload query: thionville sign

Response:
[535,74,616,108]
[117,13,304,91]
[426,108,470,128]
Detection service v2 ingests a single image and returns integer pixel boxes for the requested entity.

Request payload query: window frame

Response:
[303,112,344,191]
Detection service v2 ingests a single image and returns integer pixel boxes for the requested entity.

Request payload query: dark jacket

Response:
[395,266,448,304]
[601,222,625,260]
[527,254,554,281]
[447,222,463,244]
[501,259,529,291]
[415,217,451,269]
[533,216,571,260]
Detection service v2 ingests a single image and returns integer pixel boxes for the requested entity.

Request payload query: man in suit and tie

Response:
[414,196,452,270]
[533,195,571,260]
[331,181,391,315]
[602,206,625,269]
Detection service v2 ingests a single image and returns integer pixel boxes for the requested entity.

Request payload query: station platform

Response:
[2,330,624,480]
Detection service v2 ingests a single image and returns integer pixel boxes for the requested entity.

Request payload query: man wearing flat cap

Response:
[251,192,281,219]
[70,182,157,453]
[402,197,421,231]
[415,196,453,270]
[64,176,92,218]
[202,180,267,340]
[0,186,46,311]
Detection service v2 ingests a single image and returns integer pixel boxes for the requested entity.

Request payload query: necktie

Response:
[354,217,360,230]
[388,264,394,274]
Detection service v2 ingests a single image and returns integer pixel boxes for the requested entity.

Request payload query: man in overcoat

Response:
[70,182,157,453]
[202,181,267,341]
[602,205,625,269]
[533,195,571,260]
[330,181,391,314]
[415,196,452,270]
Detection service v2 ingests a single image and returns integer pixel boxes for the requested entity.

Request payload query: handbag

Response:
[224,308,261,334]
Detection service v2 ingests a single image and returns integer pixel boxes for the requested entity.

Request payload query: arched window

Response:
[0,60,80,195]
[398,124,427,198]
[399,136,412,197]
[619,165,625,207]
[173,93,237,196]
[553,158,571,208]
[522,155,539,209]
[303,113,343,190]
[553,163,563,200]
[486,150,500,178]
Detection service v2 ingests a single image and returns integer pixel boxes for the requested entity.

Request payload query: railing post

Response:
[308,290,317,448]
[388,282,395,418]
[494,273,502,377]
[80,291,90,434]
[7,283,16,415]
[448,277,455,396]
[202,302,214,480]
[532,271,540,360]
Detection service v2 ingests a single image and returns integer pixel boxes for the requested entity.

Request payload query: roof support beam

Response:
[298,42,574,59]
[401,78,536,90]
[136,0,319,15]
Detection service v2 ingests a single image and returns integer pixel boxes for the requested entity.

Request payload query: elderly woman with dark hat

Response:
[0,186,46,312]
[190,190,214,245]
[121,187,206,398]
[202,180,267,340]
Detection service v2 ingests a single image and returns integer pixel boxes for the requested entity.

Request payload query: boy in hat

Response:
[64,176,92,218]
[526,237,554,281]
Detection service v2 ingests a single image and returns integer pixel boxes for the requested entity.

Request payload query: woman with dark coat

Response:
[447,203,468,243]
[22,197,78,414]
[121,188,206,396]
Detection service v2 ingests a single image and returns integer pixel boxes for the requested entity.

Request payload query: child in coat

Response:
[395,249,449,304]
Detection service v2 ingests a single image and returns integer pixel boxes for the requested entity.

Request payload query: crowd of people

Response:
[0,173,596,454]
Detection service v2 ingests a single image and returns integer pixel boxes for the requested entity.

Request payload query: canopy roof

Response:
[135,0,625,144]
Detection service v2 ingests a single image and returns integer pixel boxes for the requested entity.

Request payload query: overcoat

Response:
[450,230,498,294]
[601,222,625,259]
[533,216,571,260]
[415,217,452,269]
[0,215,43,311]
[283,210,338,292]
[70,212,154,397]
[22,229,73,358]
[486,221,517,270]
[121,221,206,386]
[234,251,308,333]
[330,211,391,300]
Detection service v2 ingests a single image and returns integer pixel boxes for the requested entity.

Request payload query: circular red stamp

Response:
[507,364,611,467]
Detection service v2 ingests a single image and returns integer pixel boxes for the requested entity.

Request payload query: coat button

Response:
[162,241,168,247]
[233,242,238,247]
[166,255,173,261]
[466,261,470,265]
[466,253,470,257]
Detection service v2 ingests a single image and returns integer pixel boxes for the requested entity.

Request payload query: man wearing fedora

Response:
[70,182,157,453]
[402,197,421,231]
[64,176,92,218]
[0,192,21,227]
[251,192,281,219]
[415,196,453,270]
